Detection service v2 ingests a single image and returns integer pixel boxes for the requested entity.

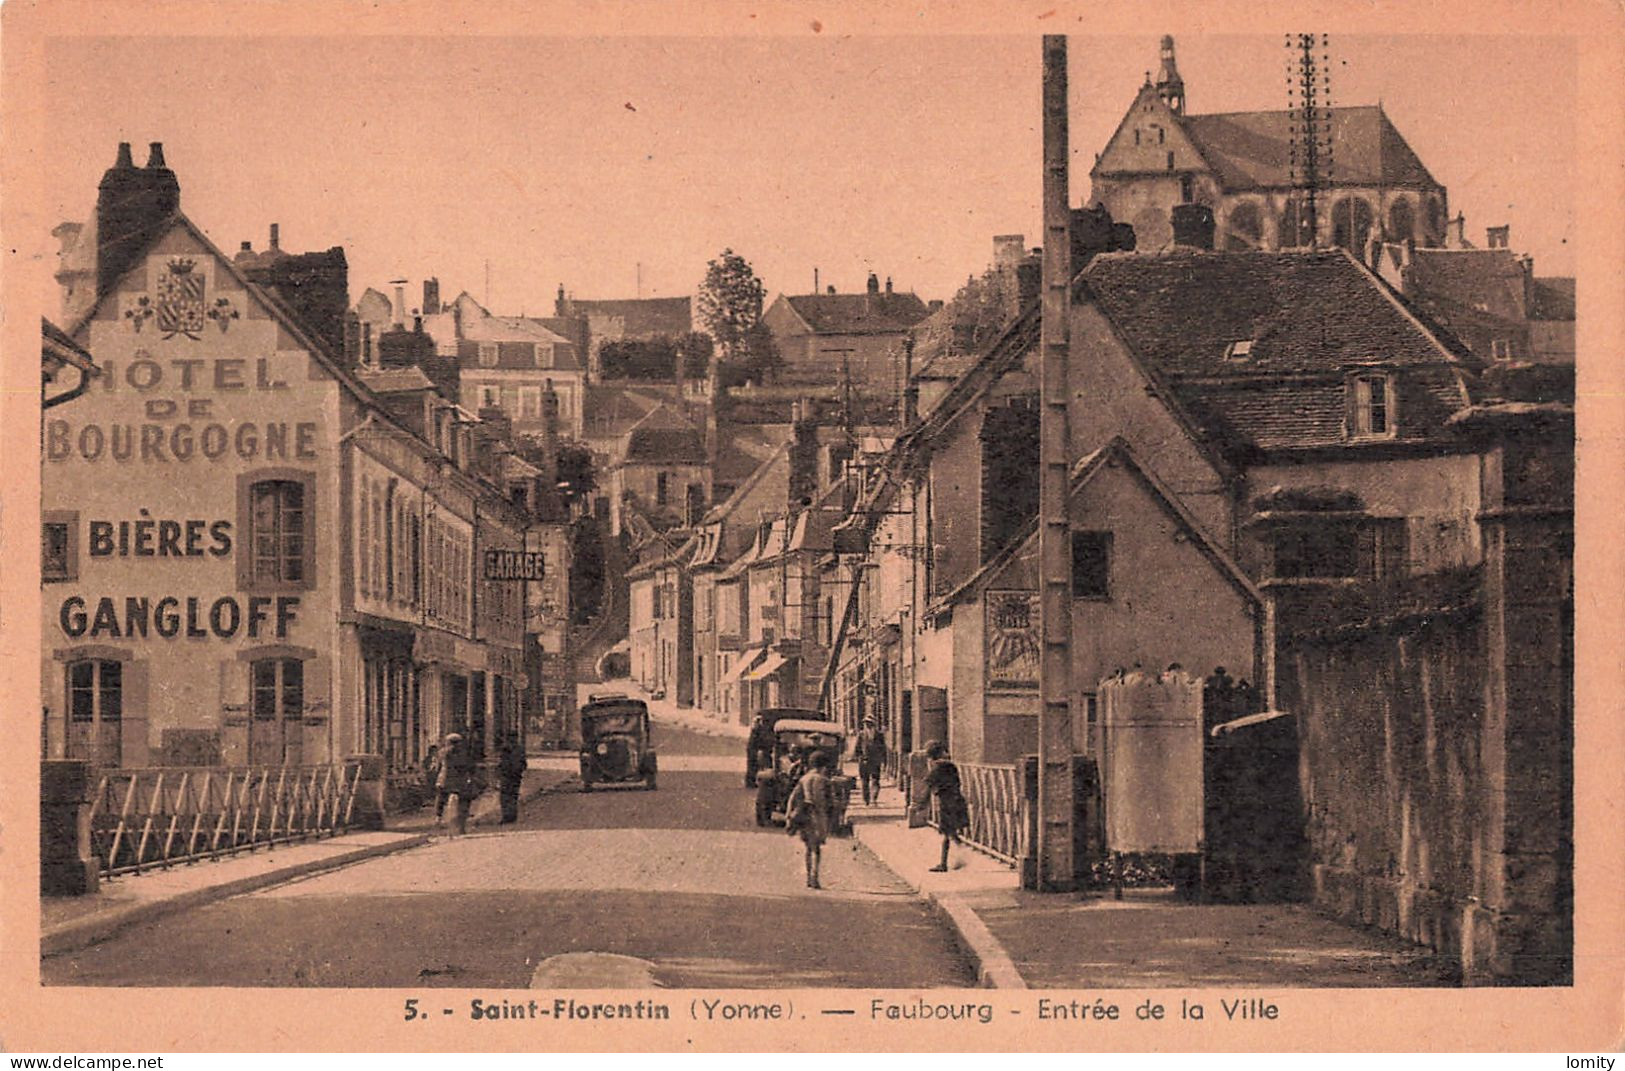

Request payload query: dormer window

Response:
[478,342,498,368]
[1490,338,1513,360]
[1349,373,1397,440]
[1225,339,1255,361]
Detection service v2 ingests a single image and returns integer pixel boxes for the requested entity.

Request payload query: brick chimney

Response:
[96,141,180,297]
[789,399,819,509]
[993,234,1026,268]
[866,273,880,296]
[1486,225,1511,250]
[423,277,441,316]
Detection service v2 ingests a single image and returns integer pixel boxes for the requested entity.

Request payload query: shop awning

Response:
[743,652,788,681]
[721,647,766,684]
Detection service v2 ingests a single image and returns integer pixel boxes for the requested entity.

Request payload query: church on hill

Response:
[1089,36,1450,254]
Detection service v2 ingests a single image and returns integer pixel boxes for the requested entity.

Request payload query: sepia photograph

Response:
[3,0,1620,1054]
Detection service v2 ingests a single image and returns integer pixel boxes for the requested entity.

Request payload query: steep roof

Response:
[568,295,693,337]
[779,291,932,335]
[1172,105,1438,192]
[1403,248,1529,325]
[932,437,1261,612]
[1081,249,1475,454]
[621,403,706,465]
[1530,277,1576,321]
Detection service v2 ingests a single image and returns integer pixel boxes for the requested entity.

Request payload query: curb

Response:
[850,822,1028,990]
[41,833,432,958]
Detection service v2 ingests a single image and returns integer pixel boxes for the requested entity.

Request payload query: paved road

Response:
[44,713,974,989]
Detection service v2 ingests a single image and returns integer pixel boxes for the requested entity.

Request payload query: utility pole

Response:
[1287,33,1333,249]
[1037,34,1075,891]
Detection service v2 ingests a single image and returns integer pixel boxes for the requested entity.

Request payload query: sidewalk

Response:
[42,762,579,959]
[849,784,1456,990]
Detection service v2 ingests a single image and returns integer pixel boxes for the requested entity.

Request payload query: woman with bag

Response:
[785,749,834,889]
[923,740,970,872]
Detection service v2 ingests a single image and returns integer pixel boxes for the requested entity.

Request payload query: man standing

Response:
[498,734,527,824]
[746,713,774,788]
[852,715,885,805]
[441,733,480,835]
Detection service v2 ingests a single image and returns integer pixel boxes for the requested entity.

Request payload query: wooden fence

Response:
[88,763,362,877]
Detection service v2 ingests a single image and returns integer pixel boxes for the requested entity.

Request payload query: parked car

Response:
[579,694,657,791]
[753,718,854,833]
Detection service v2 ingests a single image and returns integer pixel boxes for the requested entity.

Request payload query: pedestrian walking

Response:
[746,713,774,788]
[498,733,527,824]
[421,744,441,809]
[785,749,835,889]
[432,738,453,822]
[852,715,885,805]
[440,732,481,835]
[922,740,970,872]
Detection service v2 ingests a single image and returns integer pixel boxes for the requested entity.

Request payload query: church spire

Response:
[1156,34,1185,115]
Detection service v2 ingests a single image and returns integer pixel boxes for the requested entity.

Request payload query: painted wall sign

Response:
[58,594,301,640]
[484,549,546,581]
[986,590,1040,690]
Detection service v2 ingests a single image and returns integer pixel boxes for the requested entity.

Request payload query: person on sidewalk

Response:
[497,734,527,824]
[421,744,441,811]
[432,738,454,822]
[923,740,970,872]
[440,732,481,835]
[852,715,885,805]
[785,749,835,889]
[745,714,774,788]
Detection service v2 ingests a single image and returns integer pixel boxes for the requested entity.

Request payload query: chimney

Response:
[240,241,253,253]
[554,283,566,317]
[814,267,820,293]
[789,400,819,509]
[391,280,407,327]
[902,332,919,428]
[97,141,180,297]
[866,273,880,296]
[423,277,441,316]
[1170,203,1215,250]
[885,276,893,296]
[362,322,373,367]
[993,234,1026,268]
[1486,224,1510,250]
[826,285,836,295]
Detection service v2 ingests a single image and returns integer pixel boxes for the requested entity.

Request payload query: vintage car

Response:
[579,694,657,791]
[753,718,854,833]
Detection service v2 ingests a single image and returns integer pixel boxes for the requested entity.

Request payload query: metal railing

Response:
[928,760,1031,867]
[88,762,362,877]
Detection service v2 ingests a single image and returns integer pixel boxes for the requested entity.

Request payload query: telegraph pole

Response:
[1037,35,1075,891]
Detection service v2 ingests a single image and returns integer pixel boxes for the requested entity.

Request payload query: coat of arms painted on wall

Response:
[155,257,207,339]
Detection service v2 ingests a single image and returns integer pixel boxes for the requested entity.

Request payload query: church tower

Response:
[1155,34,1185,115]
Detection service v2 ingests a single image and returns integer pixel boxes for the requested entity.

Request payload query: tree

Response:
[696,249,768,361]
[555,440,597,507]
[598,337,678,381]
[675,332,714,379]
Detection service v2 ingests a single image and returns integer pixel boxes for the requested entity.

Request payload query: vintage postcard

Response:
[2,0,1621,1054]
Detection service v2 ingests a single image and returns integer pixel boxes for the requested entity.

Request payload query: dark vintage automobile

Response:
[753,717,854,833]
[579,694,657,791]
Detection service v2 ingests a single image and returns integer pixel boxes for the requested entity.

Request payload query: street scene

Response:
[35,31,1574,995]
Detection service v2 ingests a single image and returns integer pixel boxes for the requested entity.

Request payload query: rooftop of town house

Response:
[1080,248,1476,454]
[356,366,438,394]
[1397,246,1533,326]
[931,436,1261,614]
[559,294,694,337]
[1530,277,1576,321]
[1099,101,1439,192]
[700,441,791,526]
[776,289,932,336]
[619,403,708,465]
